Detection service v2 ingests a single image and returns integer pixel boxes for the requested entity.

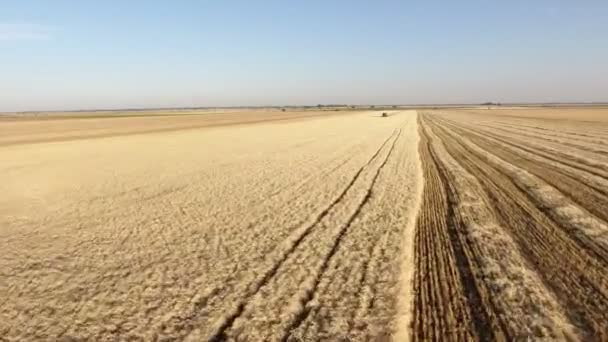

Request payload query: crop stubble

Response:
[2,107,607,341]
[0,111,422,341]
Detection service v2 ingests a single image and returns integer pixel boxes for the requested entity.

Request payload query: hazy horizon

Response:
[2,1,607,112]
[5,101,608,115]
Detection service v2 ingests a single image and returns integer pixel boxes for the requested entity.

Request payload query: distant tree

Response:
[281,108,286,112]
[392,105,397,109]
[371,105,375,109]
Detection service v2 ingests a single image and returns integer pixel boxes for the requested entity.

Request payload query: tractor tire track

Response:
[202,128,401,341]
[278,128,403,341]
[287,118,422,341]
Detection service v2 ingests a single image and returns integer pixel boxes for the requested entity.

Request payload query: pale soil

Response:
[0,110,422,341]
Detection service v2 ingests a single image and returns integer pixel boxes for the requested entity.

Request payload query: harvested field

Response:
[413,108,608,341]
[0,110,422,340]
[2,107,608,340]
[0,109,356,147]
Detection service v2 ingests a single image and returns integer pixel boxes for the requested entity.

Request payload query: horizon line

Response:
[3,101,608,115]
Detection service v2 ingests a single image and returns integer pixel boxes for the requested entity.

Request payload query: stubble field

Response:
[1,107,607,340]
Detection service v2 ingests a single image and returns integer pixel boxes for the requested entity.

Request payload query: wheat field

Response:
[1,107,607,340]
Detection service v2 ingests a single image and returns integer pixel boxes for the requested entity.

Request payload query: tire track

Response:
[278,128,403,341]
[204,128,401,341]
[286,116,422,341]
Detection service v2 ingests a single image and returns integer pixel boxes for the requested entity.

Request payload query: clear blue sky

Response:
[1,1,607,111]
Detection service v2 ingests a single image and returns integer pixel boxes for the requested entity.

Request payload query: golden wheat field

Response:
[1,107,607,341]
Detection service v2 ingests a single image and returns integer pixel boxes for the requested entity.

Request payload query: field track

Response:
[414,110,608,341]
[2,108,608,340]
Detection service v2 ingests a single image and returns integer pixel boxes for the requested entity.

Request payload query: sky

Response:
[1,1,607,112]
